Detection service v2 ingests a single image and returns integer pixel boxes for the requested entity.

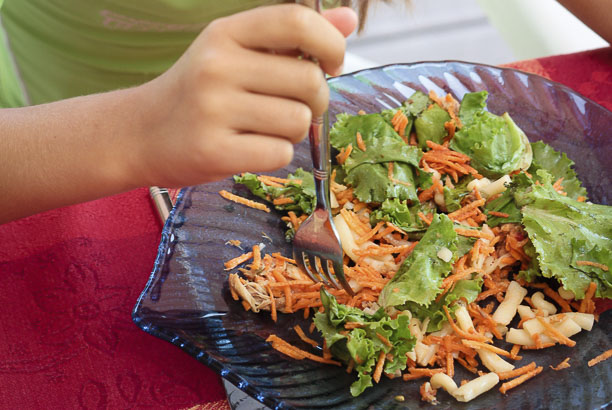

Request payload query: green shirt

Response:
[0,0,278,107]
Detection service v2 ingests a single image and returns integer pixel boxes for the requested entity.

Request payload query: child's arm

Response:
[0,5,357,223]
[557,0,612,44]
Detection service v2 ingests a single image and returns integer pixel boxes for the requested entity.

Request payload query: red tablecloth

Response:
[1,47,610,409]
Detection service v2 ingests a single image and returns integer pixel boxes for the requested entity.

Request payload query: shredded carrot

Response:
[577,196,586,202]
[224,251,253,270]
[510,344,522,360]
[336,144,353,165]
[219,190,270,213]
[354,131,367,151]
[446,352,454,378]
[488,211,510,218]
[588,348,612,367]
[461,340,513,358]
[576,260,609,271]
[537,317,576,347]
[230,286,239,301]
[260,175,301,185]
[542,286,573,313]
[257,175,284,187]
[579,281,598,314]
[266,335,341,365]
[266,284,277,322]
[448,199,486,220]
[270,253,297,265]
[499,366,543,394]
[251,245,261,271]
[226,239,242,249]
[241,300,251,311]
[294,325,318,348]
[356,221,385,245]
[341,359,353,376]
[273,197,294,205]
[454,227,493,240]
[496,362,536,380]
[418,211,433,225]
[551,357,571,371]
[376,333,393,348]
[391,109,409,137]
[373,351,386,383]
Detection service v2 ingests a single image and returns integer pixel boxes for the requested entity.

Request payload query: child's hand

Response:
[135,5,358,188]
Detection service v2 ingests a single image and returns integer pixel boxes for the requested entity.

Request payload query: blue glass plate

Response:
[133,62,612,409]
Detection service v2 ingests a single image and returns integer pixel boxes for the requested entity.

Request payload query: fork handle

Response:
[309,112,331,210]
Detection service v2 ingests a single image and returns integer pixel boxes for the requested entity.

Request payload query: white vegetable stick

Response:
[492,281,528,325]
[455,306,475,333]
[562,312,594,331]
[506,328,535,346]
[452,372,499,402]
[517,305,535,320]
[532,291,557,315]
[480,175,511,198]
[430,373,458,394]
[558,287,575,300]
[478,349,514,373]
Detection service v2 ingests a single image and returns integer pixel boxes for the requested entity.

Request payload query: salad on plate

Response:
[221,88,612,404]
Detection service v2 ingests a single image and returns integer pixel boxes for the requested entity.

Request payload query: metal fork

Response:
[292,0,353,295]
[292,111,354,296]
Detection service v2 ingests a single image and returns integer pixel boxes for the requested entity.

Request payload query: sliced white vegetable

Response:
[467,177,491,193]
[480,175,511,198]
[437,247,453,263]
[558,287,575,300]
[562,312,594,331]
[492,281,528,325]
[452,372,499,402]
[430,373,458,394]
[506,328,535,346]
[455,306,475,333]
[517,305,536,320]
[330,191,339,208]
[532,291,557,315]
[478,349,514,373]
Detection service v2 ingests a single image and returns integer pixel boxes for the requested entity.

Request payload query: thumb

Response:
[322,7,358,38]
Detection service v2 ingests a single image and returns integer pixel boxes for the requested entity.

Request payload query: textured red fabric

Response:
[0,48,610,409]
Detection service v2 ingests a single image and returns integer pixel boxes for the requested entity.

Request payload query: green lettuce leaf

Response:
[527,141,588,200]
[378,214,458,308]
[330,109,422,203]
[516,172,612,298]
[369,197,436,233]
[405,91,431,116]
[457,90,487,124]
[342,135,420,173]
[233,168,315,214]
[345,162,418,203]
[330,113,401,150]
[314,289,415,397]
[402,278,483,332]
[484,188,522,227]
[443,176,474,213]
[450,91,531,178]
[414,104,450,150]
